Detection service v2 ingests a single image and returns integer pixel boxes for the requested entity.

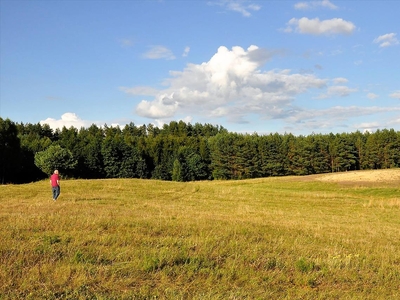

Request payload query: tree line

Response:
[1,117,399,184]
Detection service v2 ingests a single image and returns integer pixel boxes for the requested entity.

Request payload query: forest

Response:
[1,117,400,184]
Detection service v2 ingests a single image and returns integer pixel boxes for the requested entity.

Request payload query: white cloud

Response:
[354,122,380,133]
[288,106,400,133]
[367,93,379,100]
[121,45,400,133]
[124,45,327,122]
[389,91,400,99]
[119,86,159,96]
[373,33,399,48]
[388,117,400,126]
[142,46,176,60]
[294,0,338,10]
[356,115,400,132]
[182,116,193,124]
[118,38,134,48]
[208,0,261,17]
[285,17,356,35]
[332,77,348,84]
[182,46,190,57]
[136,93,179,118]
[40,113,92,130]
[318,85,358,99]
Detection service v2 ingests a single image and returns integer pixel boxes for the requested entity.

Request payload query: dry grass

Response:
[317,168,400,183]
[1,170,400,299]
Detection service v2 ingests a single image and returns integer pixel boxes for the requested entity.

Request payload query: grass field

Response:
[1,169,400,299]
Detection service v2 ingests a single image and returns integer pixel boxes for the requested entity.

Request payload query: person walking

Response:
[50,170,60,201]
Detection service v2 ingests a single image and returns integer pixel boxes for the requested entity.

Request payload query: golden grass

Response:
[1,170,400,299]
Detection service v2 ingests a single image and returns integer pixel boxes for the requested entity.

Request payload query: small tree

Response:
[171,159,183,182]
[34,145,77,176]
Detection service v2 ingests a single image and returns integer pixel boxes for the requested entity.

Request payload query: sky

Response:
[1,0,399,136]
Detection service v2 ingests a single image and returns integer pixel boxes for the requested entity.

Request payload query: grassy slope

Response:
[1,170,400,299]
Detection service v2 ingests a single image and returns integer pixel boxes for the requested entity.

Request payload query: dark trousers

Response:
[52,186,60,200]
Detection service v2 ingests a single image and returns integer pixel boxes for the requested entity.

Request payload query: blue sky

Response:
[1,0,399,135]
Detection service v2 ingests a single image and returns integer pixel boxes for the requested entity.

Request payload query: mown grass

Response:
[1,172,400,299]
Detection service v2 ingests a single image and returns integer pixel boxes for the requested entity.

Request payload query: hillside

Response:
[1,172,400,299]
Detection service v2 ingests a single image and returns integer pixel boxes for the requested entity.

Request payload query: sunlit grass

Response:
[1,172,400,299]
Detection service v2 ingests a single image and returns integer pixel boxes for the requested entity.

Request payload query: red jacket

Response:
[50,174,60,187]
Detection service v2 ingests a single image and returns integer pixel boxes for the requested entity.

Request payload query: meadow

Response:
[1,169,400,299]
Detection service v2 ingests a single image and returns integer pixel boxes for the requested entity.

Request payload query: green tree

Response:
[307,134,330,174]
[172,146,208,181]
[172,159,183,181]
[288,135,314,175]
[209,133,247,180]
[379,129,400,168]
[259,133,289,177]
[34,145,77,176]
[363,129,400,169]
[352,131,366,170]
[234,134,260,179]
[363,130,385,169]
[101,126,146,178]
[74,125,105,178]
[0,118,21,183]
[209,133,233,179]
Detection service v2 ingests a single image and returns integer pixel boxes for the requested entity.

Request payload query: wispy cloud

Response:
[367,93,379,100]
[294,0,338,10]
[285,17,355,35]
[332,77,348,84]
[288,106,400,132]
[119,86,159,96]
[389,91,400,99]
[208,0,261,17]
[142,46,176,60]
[318,85,358,99]
[118,38,134,48]
[373,33,399,48]
[182,46,190,57]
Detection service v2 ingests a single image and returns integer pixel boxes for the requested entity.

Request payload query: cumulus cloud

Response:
[373,33,399,48]
[136,93,179,118]
[389,91,400,99]
[285,17,356,35]
[294,0,338,10]
[120,44,400,134]
[40,113,92,130]
[142,46,176,60]
[123,45,327,122]
[208,0,261,17]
